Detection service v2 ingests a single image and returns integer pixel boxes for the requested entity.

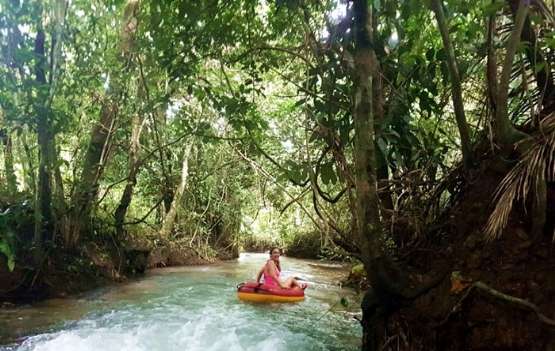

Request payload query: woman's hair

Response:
[269,247,281,271]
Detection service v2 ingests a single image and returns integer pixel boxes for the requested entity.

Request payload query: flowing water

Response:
[0,253,362,350]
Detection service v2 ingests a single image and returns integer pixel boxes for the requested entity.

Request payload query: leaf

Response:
[340,296,349,307]
[425,48,435,61]
[534,62,546,74]
[320,162,337,185]
[377,137,387,154]
[450,271,471,294]
[314,100,327,114]
[293,98,307,109]
[0,241,15,272]
[309,130,320,142]
[482,0,505,15]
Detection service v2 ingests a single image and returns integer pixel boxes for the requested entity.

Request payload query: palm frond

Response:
[485,113,555,240]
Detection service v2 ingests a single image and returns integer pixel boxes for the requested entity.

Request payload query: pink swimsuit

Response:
[263,260,280,287]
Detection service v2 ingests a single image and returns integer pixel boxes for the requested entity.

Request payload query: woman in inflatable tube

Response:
[255,247,307,290]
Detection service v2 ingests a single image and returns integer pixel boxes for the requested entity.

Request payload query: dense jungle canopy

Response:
[1,0,554,350]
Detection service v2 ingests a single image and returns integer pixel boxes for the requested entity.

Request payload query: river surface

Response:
[0,253,362,350]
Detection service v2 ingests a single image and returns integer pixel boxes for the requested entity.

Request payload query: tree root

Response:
[473,281,555,327]
[437,280,555,328]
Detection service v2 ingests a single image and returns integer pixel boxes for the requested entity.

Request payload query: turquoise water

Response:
[0,253,362,350]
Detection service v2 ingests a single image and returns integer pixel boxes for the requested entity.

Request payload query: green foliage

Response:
[0,239,15,271]
[0,0,551,279]
[0,199,32,271]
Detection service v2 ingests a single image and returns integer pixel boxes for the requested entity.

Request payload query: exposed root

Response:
[438,280,555,328]
[473,281,555,327]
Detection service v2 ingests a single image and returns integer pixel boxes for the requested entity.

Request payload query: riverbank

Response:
[0,235,229,305]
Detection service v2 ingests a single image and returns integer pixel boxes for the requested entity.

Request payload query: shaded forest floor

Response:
[386,159,555,350]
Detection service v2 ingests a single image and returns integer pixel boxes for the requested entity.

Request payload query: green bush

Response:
[282,230,321,259]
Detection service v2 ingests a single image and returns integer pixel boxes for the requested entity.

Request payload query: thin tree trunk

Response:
[495,0,530,145]
[47,1,68,240]
[431,0,474,169]
[19,129,37,193]
[159,144,192,238]
[34,26,54,245]
[508,0,555,117]
[1,130,18,195]
[114,113,145,236]
[486,8,498,120]
[65,0,140,247]
[51,137,67,241]
[152,106,174,213]
[137,64,173,214]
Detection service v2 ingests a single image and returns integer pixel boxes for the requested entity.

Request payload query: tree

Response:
[430,0,473,170]
[65,0,140,247]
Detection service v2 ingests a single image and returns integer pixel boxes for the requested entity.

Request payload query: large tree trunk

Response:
[431,0,474,170]
[352,2,429,350]
[114,113,145,236]
[66,103,117,246]
[65,0,140,248]
[159,145,192,238]
[352,0,383,275]
[352,3,390,348]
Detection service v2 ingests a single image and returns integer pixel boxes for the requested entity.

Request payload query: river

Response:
[0,253,362,350]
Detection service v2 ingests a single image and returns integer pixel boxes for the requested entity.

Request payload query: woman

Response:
[256,247,307,289]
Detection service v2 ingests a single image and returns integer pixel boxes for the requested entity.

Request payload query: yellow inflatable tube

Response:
[236,281,305,303]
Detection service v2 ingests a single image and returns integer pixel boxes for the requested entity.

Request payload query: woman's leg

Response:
[282,277,295,288]
[282,277,306,289]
